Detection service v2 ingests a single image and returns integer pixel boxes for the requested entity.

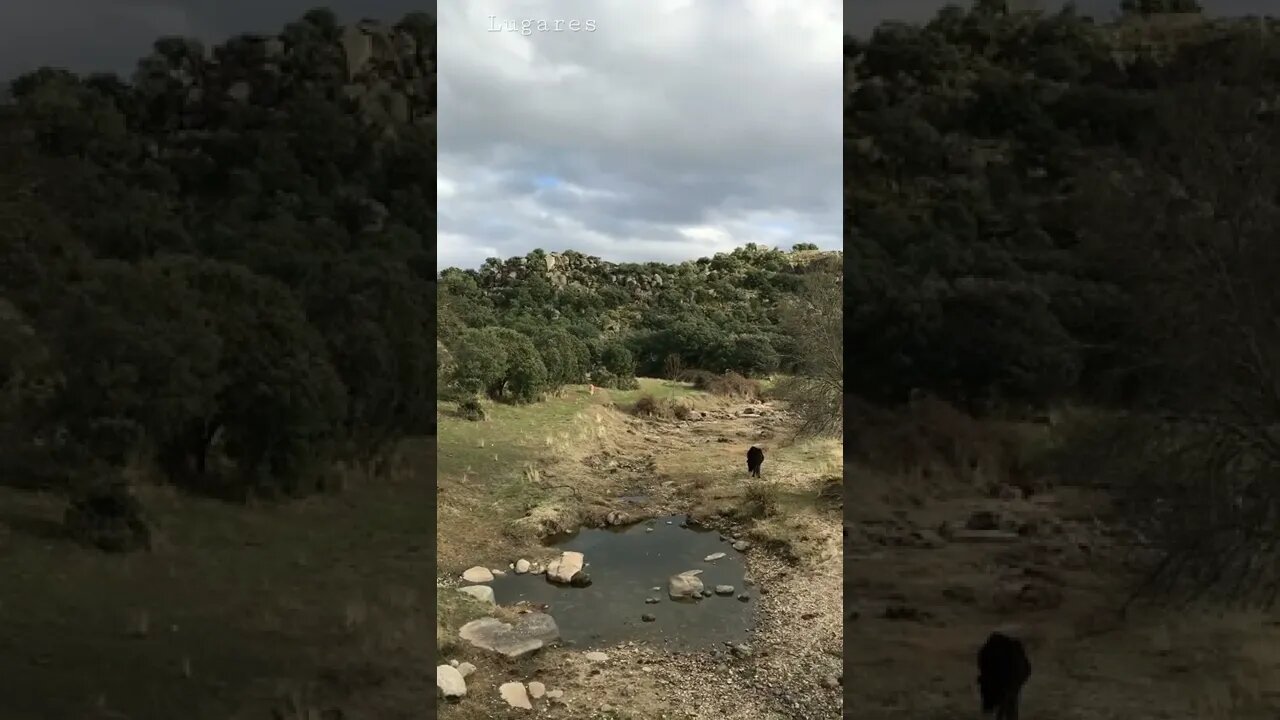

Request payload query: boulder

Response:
[515,558,531,574]
[459,613,560,658]
[436,664,466,699]
[457,585,495,604]
[545,551,585,584]
[461,566,494,583]
[668,570,705,600]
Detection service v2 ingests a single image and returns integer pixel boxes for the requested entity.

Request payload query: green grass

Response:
[0,460,430,720]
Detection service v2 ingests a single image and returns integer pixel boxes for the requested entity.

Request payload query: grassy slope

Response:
[0,454,431,720]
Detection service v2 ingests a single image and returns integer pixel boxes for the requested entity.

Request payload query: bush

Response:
[683,370,761,399]
[631,393,694,419]
[64,481,152,553]
[457,396,486,422]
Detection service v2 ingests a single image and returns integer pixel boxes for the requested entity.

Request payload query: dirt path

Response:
[844,447,1280,720]
[437,388,843,719]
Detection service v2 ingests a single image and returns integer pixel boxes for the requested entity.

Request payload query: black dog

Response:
[978,631,1031,720]
[746,446,764,478]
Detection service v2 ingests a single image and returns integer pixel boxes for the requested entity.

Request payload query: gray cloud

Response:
[0,1,435,81]
[438,0,842,270]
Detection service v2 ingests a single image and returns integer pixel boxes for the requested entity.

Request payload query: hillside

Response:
[439,245,842,390]
[847,2,1280,718]
[0,9,435,720]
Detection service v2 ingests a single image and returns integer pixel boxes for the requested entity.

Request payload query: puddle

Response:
[491,515,755,650]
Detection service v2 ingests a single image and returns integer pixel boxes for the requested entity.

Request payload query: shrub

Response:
[458,396,486,422]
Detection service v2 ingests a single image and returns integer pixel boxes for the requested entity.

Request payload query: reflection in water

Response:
[491,515,755,650]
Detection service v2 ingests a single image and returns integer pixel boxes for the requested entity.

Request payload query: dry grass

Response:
[844,395,1280,720]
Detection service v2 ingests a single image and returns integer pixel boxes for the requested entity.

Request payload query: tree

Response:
[773,269,843,437]
[451,327,509,397]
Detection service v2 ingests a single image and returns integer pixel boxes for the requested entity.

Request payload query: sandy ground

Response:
[436,385,843,719]
[843,415,1280,720]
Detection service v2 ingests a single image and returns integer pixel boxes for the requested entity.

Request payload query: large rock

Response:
[459,613,560,658]
[457,585,495,604]
[668,570,705,600]
[462,566,494,583]
[436,664,466,699]
[500,682,533,710]
[545,551,585,584]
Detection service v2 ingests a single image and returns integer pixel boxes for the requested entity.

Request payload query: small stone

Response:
[701,589,714,597]
[528,680,546,698]
[732,541,750,551]
[491,569,506,577]
[714,585,735,596]
[457,585,495,604]
[641,613,656,622]
[651,586,661,592]
[585,651,609,662]
[457,661,476,678]
[436,664,466,699]
[515,558,531,574]
[646,526,654,532]
[601,704,615,712]
[822,675,840,689]
[704,552,726,562]
[569,572,593,588]
[737,593,750,602]
[462,566,494,583]
[547,689,564,699]
[499,681,533,709]
[449,659,459,667]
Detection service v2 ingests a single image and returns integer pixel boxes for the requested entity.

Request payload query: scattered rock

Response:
[546,551,585,584]
[732,541,751,552]
[515,558,531,574]
[714,585,735,596]
[528,681,546,699]
[457,661,476,678]
[547,689,564,699]
[704,552,726,562]
[737,593,751,602]
[645,597,660,604]
[436,664,466,700]
[499,681,533,710]
[569,572,593,588]
[585,651,609,662]
[459,614,560,658]
[641,613,656,622]
[462,566,494,583]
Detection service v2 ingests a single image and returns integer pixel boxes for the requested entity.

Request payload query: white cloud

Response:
[437,0,842,269]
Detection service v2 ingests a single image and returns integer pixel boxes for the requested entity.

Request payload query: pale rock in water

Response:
[668,570,705,599]
[545,551,585,584]
[500,681,533,709]
[462,566,494,583]
[515,558,531,574]
[704,552,726,562]
[436,664,466,699]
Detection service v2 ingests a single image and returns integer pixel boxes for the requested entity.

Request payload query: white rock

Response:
[500,681,533,709]
[545,551,585,584]
[458,585,495,604]
[704,552,726,562]
[462,566,494,583]
[491,568,506,576]
[668,570,705,599]
[584,651,609,662]
[436,664,466,699]
[515,558,531,574]
[457,661,477,678]
[449,659,459,667]
[528,680,546,698]
[546,689,564,699]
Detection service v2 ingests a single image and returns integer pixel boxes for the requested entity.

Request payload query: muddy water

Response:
[491,515,755,650]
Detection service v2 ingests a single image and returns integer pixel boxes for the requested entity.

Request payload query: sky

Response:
[0,2,436,81]
[437,0,843,270]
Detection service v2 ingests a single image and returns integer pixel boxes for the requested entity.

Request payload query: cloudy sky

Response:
[0,2,436,81]
[437,0,842,270]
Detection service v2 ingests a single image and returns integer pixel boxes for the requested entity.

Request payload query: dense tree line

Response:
[0,9,436,508]
[437,244,841,405]
[851,1,1280,604]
